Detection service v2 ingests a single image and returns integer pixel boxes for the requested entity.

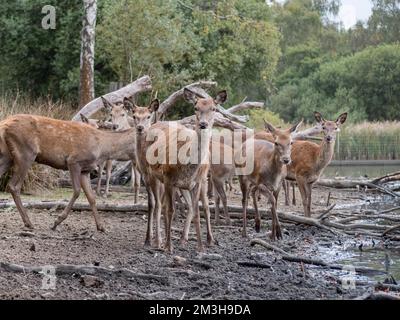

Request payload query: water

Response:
[324,165,400,179]
[316,194,400,283]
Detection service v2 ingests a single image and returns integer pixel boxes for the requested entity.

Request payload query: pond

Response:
[323,164,400,179]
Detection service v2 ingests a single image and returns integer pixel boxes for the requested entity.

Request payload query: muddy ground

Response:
[0,183,392,300]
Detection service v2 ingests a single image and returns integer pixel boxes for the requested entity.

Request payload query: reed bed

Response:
[336,122,400,161]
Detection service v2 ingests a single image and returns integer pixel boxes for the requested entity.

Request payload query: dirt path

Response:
[0,186,379,300]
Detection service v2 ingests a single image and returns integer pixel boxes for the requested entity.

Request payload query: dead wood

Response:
[237,261,272,269]
[382,223,400,237]
[0,262,169,285]
[72,76,152,121]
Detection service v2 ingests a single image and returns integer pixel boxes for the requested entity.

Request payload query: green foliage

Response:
[246,108,285,130]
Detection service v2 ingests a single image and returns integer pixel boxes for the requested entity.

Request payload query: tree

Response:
[79,0,97,107]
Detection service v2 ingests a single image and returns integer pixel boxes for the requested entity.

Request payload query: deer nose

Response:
[199,122,208,129]
[137,125,144,133]
[326,136,333,142]
[283,158,291,165]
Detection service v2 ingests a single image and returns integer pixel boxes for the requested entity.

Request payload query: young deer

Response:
[122,97,162,248]
[0,110,140,231]
[143,89,227,253]
[100,99,141,201]
[286,112,348,217]
[239,120,302,240]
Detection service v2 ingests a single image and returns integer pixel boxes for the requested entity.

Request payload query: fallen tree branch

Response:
[382,224,400,237]
[72,76,152,121]
[0,262,169,285]
[227,101,264,114]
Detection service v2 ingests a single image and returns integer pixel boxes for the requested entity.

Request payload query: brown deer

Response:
[122,97,162,248]
[286,112,348,217]
[142,88,227,253]
[0,106,141,231]
[239,120,302,240]
[100,99,141,201]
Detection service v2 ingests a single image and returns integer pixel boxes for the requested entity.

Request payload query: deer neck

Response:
[98,128,136,160]
[317,139,335,171]
[195,126,212,166]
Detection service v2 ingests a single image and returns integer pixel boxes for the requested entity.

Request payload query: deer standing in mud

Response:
[123,97,163,248]
[286,112,348,217]
[99,99,142,202]
[239,120,302,240]
[0,103,142,231]
[142,89,227,253]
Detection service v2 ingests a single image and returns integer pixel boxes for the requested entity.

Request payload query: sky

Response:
[272,0,374,29]
[336,0,373,29]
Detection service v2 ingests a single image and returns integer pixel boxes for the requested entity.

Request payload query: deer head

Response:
[123,98,159,134]
[264,120,302,165]
[183,88,227,130]
[314,112,348,143]
[101,97,131,130]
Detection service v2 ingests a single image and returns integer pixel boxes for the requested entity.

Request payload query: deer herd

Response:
[0,88,347,253]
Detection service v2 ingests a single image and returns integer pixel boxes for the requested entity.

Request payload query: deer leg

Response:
[133,165,141,204]
[297,178,310,217]
[144,185,155,247]
[213,183,221,225]
[96,162,105,196]
[191,184,203,252]
[6,154,35,229]
[104,160,112,197]
[81,172,105,232]
[259,187,282,240]
[292,182,297,206]
[305,182,313,217]
[251,187,261,233]
[283,180,290,206]
[152,179,163,248]
[179,189,193,246]
[239,178,251,238]
[207,176,213,199]
[200,180,215,246]
[163,184,175,253]
[213,178,231,226]
[52,164,81,230]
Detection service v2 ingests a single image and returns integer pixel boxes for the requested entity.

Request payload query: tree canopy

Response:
[0,0,399,122]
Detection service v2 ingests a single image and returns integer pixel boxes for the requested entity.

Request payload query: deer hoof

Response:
[179,237,188,247]
[97,225,106,233]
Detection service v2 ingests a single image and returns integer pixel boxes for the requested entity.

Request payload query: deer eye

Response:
[132,116,136,120]
[322,126,326,130]
[275,142,279,147]
[147,116,151,120]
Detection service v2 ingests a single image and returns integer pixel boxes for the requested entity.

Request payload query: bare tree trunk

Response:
[79,0,98,107]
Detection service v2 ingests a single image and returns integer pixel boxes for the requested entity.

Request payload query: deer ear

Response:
[289,120,303,134]
[314,111,324,124]
[149,99,160,112]
[214,90,227,105]
[183,88,198,105]
[80,114,89,123]
[264,120,276,135]
[123,97,136,112]
[336,112,348,125]
[101,97,114,112]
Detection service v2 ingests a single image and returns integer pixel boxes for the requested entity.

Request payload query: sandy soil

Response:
[0,185,373,300]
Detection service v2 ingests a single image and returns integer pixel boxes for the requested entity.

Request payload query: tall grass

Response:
[0,93,76,194]
[336,122,400,161]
